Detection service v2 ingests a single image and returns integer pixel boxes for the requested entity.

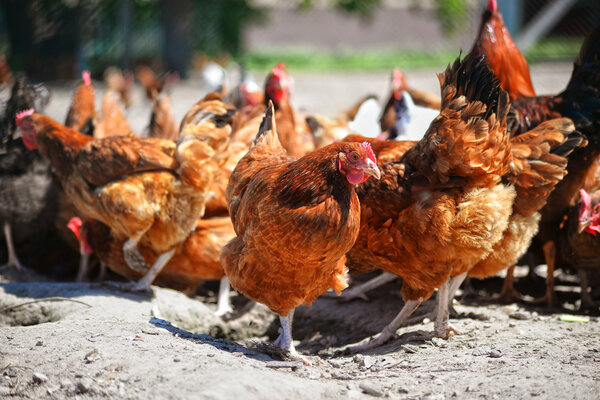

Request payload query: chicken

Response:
[135,65,179,101]
[467,121,585,299]
[379,69,439,141]
[466,0,536,101]
[64,71,97,136]
[343,56,525,351]
[66,216,97,282]
[17,97,227,291]
[104,67,133,107]
[220,104,381,363]
[148,93,178,140]
[558,156,600,311]
[505,25,600,304]
[85,216,236,314]
[263,62,315,157]
[179,93,243,218]
[96,90,134,139]
[0,74,57,271]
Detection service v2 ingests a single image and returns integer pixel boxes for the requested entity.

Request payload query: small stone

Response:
[508,322,516,327]
[423,318,431,324]
[360,356,375,369]
[503,304,519,313]
[60,379,76,392]
[328,359,344,368]
[84,349,101,364]
[570,356,579,361]
[431,337,447,348]
[353,354,364,363]
[423,394,445,400]
[359,382,384,397]
[173,358,181,362]
[76,377,94,394]
[489,349,503,358]
[35,340,44,346]
[397,386,409,394]
[509,311,531,320]
[402,344,419,354]
[265,361,303,371]
[472,347,491,356]
[32,372,48,384]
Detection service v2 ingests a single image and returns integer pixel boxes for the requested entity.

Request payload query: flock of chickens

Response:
[1,0,599,365]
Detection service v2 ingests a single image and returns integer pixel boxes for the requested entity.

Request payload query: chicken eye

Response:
[349,152,359,162]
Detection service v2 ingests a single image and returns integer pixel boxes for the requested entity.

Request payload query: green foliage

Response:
[295,0,382,19]
[435,0,469,35]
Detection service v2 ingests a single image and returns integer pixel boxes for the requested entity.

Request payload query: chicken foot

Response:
[531,241,557,306]
[122,228,150,274]
[124,248,176,292]
[491,265,523,303]
[272,309,311,366]
[1,222,26,271]
[322,272,398,302]
[214,276,233,317]
[348,299,423,353]
[578,269,598,312]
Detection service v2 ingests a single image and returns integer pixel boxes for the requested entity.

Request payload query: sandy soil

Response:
[1,63,599,399]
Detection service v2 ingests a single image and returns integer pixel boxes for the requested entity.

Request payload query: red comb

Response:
[67,217,83,237]
[16,109,34,126]
[487,0,497,13]
[82,70,91,85]
[362,141,376,163]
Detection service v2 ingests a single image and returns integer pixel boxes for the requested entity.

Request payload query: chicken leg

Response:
[1,222,25,271]
[434,274,465,339]
[215,276,233,317]
[272,308,311,365]
[532,241,557,306]
[492,265,522,303]
[75,251,91,282]
[126,248,176,292]
[323,272,398,302]
[348,299,422,353]
[578,269,597,312]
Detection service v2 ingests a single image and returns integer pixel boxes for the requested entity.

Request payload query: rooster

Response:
[64,71,97,136]
[557,156,600,311]
[17,98,228,291]
[466,0,536,101]
[342,56,582,352]
[135,65,179,101]
[221,104,380,364]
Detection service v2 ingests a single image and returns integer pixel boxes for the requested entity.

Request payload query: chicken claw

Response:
[348,299,422,353]
[273,309,311,366]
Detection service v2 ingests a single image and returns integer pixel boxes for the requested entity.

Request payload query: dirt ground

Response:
[1,63,599,399]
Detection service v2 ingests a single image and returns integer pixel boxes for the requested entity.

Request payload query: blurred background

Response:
[1,0,599,80]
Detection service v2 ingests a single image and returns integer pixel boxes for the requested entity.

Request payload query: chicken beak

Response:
[363,159,381,180]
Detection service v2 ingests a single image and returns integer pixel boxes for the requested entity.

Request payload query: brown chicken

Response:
[85,216,235,313]
[96,90,134,139]
[179,93,245,218]
[148,93,178,140]
[263,63,315,157]
[341,56,579,352]
[135,65,178,101]
[64,71,97,136]
[17,100,227,291]
[466,0,535,100]
[557,156,600,311]
[104,67,133,107]
[221,104,381,363]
